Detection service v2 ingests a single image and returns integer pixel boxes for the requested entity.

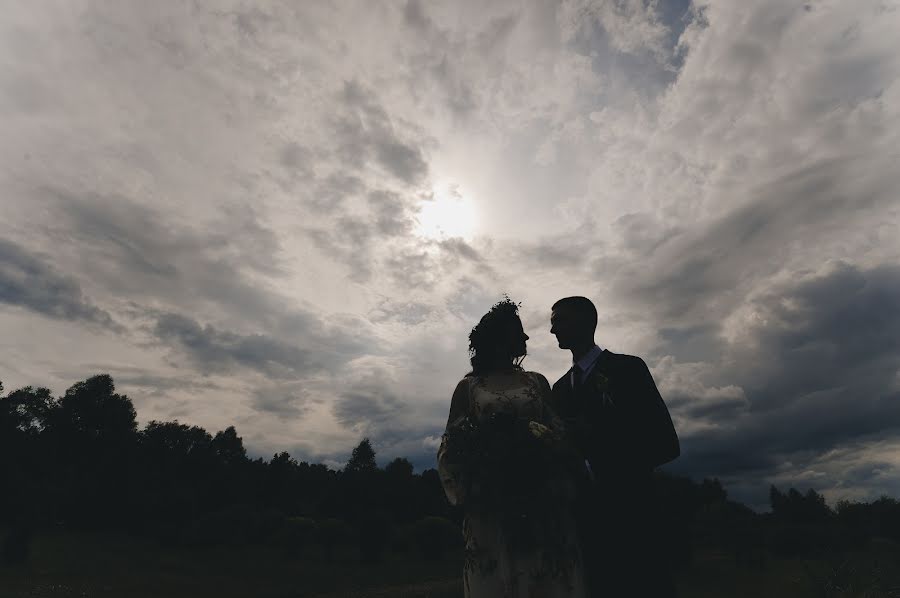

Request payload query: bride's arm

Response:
[446,377,470,427]
[437,378,473,506]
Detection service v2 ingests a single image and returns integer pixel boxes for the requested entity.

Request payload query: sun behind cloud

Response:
[414,183,478,240]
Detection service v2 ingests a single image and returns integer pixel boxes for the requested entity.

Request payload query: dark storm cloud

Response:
[249,382,311,417]
[78,365,223,395]
[333,390,404,432]
[732,263,900,412]
[329,359,448,470]
[58,191,284,277]
[0,237,118,329]
[39,191,289,325]
[618,154,897,322]
[667,263,900,488]
[336,81,429,185]
[153,312,322,378]
[664,387,747,421]
[48,365,224,415]
[367,425,447,470]
[653,324,725,363]
[330,364,410,436]
[36,193,373,381]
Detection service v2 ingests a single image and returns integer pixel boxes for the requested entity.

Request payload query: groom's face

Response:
[550,308,578,349]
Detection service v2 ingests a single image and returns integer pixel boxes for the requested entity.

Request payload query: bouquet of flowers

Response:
[440,414,484,466]
[442,411,561,510]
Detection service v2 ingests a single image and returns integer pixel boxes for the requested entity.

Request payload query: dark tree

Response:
[345,438,377,474]
[1,386,55,436]
[770,485,832,525]
[56,374,137,440]
[48,375,140,527]
[8,371,900,575]
[143,420,214,459]
[212,426,247,466]
[385,457,414,479]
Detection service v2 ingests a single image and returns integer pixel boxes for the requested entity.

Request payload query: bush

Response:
[314,518,354,561]
[412,516,461,560]
[1,524,32,565]
[273,516,316,556]
[181,505,284,546]
[357,510,391,563]
[390,522,414,554]
[769,523,831,557]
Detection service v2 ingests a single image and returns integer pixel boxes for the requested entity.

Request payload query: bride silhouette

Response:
[437,297,588,598]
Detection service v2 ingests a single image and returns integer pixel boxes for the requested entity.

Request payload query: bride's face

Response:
[509,317,529,358]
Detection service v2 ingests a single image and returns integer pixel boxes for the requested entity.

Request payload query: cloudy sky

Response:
[2,0,899,507]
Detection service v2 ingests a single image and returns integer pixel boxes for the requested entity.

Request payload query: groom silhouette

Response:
[549,296,680,598]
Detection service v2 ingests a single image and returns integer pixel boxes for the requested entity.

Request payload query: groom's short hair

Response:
[552,296,598,330]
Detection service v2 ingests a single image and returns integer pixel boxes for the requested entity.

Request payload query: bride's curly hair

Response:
[468,296,526,376]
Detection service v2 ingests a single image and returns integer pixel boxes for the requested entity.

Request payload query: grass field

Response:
[0,530,460,598]
[3,531,900,597]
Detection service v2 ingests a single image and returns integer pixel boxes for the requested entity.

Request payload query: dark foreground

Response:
[3,530,900,598]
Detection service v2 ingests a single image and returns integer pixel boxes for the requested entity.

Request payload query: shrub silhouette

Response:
[1,523,32,565]
[413,516,460,560]
[315,518,354,561]
[274,516,317,556]
[357,509,391,563]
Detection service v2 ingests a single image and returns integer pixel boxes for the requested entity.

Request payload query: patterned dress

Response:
[437,370,588,598]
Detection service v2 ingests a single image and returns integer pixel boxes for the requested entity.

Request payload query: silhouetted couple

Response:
[438,296,680,598]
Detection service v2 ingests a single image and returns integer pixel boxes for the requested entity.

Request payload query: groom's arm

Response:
[627,357,680,468]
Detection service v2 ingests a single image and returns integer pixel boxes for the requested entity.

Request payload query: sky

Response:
[2,0,899,508]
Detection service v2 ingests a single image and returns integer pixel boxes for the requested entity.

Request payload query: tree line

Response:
[2,374,899,569]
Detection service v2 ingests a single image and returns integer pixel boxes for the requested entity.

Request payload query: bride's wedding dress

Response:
[438,370,588,598]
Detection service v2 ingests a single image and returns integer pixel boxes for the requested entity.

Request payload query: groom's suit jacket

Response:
[550,350,679,501]
[552,352,680,598]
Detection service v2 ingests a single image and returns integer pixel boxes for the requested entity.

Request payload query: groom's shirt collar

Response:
[572,344,604,385]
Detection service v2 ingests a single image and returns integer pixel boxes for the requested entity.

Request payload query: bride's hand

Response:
[527,420,552,440]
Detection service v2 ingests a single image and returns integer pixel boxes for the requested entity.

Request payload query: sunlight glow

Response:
[415,183,477,240]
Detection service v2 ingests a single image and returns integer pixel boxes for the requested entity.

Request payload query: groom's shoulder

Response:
[604,350,647,371]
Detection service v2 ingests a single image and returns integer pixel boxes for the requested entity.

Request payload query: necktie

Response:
[572,364,582,391]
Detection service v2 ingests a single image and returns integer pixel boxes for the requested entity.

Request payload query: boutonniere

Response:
[594,373,615,407]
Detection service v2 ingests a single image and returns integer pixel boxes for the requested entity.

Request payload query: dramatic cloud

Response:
[665,262,900,505]
[3,0,899,505]
[0,238,118,329]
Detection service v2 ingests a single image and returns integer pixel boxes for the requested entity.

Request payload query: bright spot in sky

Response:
[415,183,477,240]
